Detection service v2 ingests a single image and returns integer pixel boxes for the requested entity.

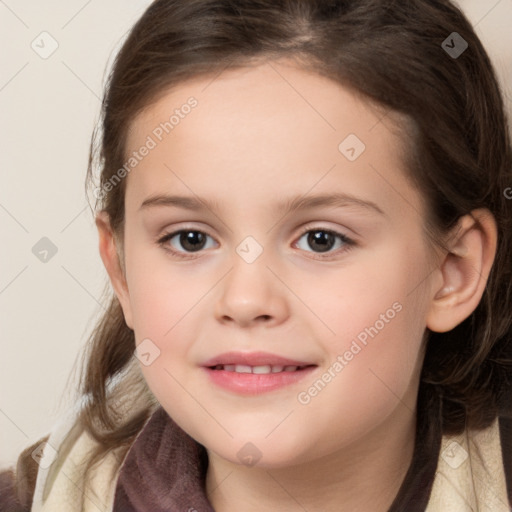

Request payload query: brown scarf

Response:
[114,406,214,511]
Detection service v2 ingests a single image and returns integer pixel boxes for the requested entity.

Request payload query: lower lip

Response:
[202,366,317,395]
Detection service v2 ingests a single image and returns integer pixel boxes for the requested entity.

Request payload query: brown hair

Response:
[77,0,511,477]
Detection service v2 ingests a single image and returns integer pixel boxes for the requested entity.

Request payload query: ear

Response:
[96,211,134,329]
[426,208,497,332]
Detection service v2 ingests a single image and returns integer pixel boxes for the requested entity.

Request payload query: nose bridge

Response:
[214,237,288,326]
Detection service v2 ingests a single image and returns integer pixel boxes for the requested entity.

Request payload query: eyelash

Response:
[156,225,356,260]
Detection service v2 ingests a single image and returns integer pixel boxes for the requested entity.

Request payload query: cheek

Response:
[124,259,208,417]
[317,237,429,351]
[289,290,426,462]
[123,239,221,395]
[305,309,422,419]
[305,239,429,415]
[123,230,211,337]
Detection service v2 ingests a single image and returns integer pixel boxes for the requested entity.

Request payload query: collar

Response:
[114,407,214,512]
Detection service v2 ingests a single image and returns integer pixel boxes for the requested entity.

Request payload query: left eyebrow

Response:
[276,192,386,218]
[139,192,386,217]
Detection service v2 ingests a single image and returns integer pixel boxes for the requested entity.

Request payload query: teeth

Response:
[216,364,302,373]
[235,365,252,373]
[252,365,272,374]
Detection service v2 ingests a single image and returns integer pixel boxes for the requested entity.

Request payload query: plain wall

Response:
[1,0,511,468]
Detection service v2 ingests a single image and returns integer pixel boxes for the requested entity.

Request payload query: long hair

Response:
[77,0,512,475]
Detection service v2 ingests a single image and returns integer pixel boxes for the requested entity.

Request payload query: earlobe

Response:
[95,211,134,329]
[426,209,497,333]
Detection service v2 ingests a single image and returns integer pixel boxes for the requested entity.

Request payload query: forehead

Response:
[126,59,394,153]
[123,59,420,218]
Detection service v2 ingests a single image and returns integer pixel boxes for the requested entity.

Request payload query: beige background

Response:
[1,0,511,468]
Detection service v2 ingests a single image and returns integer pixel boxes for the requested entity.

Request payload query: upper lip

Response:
[201,351,316,367]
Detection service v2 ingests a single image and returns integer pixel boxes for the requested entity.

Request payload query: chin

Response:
[206,433,315,469]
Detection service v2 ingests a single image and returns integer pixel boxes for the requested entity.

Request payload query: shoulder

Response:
[0,435,49,512]
[0,398,92,511]
[0,416,125,511]
[428,414,512,511]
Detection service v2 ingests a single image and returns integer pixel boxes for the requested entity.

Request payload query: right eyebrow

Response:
[140,194,219,212]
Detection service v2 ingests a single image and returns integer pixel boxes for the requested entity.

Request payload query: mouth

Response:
[201,350,316,368]
[208,364,315,374]
[201,352,318,394]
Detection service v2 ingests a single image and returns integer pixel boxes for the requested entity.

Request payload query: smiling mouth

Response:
[208,364,316,374]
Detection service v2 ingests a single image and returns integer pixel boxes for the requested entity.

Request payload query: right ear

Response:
[95,211,133,329]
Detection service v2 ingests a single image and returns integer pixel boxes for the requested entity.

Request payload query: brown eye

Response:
[158,230,216,254]
[295,228,354,256]
[306,231,337,252]
[177,231,208,252]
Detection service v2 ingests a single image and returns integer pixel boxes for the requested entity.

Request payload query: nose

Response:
[214,254,289,328]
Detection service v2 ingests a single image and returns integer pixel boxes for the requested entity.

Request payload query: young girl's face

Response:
[114,58,438,467]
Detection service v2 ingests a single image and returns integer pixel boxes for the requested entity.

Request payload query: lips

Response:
[201,351,318,394]
[201,351,316,368]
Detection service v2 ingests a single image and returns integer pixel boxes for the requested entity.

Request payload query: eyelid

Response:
[295,220,357,243]
[157,228,216,244]
[156,223,216,242]
[157,223,356,259]
[295,222,354,238]
[156,226,218,258]
[293,223,356,257]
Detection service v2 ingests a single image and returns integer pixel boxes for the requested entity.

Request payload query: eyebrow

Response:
[139,192,386,217]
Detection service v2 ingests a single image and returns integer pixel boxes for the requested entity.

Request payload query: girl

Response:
[1,0,511,510]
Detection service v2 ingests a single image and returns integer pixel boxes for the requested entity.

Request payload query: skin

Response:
[97,58,497,511]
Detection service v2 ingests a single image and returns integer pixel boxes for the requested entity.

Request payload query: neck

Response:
[205,404,416,512]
